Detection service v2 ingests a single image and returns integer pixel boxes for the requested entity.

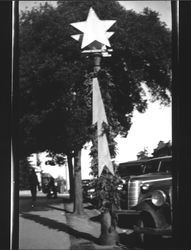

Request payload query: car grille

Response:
[128,180,140,209]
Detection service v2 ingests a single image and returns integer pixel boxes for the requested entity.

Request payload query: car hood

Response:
[129,172,172,182]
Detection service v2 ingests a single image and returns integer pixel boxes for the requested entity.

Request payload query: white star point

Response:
[70,7,116,49]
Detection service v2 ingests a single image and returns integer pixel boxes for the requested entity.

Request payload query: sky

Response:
[19,1,171,29]
[19,1,172,179]
[119,1,171,28]
[115,88,171,162]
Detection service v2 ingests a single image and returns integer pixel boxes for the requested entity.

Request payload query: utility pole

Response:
[70,7,117,245]
[93,53,101,73]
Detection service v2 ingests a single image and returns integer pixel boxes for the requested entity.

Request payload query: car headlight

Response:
[121,179,126,184]
[151,190,167,207]
[88,188,95,193]
[141,183,150,191]
[117,184,123,191]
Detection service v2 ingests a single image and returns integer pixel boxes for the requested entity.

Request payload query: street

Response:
[19,191,173,250]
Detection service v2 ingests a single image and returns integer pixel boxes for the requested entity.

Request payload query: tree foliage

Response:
[19,158,31,190]
[137,147,150,160]
[19,0,171,158]
[152,140,172,157]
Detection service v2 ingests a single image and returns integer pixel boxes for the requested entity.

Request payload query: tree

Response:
[19,158,30,190]
[19,0,171,156]
[19,0,171,243]
[137,148,150,160]
[152,140,172,157]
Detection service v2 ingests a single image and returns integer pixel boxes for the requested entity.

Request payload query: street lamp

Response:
[70,7,118,245]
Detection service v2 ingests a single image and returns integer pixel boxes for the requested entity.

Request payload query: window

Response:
[159,160,172,173]
[144,160,160,174]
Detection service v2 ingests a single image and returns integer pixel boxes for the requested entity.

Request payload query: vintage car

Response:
[116,159,149,208]
[117,159,149,178]
[115,156,172,246]
[41,173,64,194]
[82,179,97,203]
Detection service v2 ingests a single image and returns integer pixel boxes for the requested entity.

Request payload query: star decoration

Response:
[70,7,116,49]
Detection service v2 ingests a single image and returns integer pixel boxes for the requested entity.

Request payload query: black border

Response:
[172,1,191,248]
[1,1,191,249]
[0,2,12,250]
[12,1,19,250]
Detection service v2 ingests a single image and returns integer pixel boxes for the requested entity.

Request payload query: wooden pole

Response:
[92,51,119,245]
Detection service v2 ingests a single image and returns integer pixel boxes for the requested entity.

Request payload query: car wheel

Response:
[136,212,158,248]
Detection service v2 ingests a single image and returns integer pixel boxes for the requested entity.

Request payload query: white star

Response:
[70,7,116,49]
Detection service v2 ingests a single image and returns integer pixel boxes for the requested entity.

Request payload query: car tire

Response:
[136,212,160,248]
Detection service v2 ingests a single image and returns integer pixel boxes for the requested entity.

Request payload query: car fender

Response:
[136,201,169,228]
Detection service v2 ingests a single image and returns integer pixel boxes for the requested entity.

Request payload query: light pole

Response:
[70,7,117,245]
[93,53,101,73]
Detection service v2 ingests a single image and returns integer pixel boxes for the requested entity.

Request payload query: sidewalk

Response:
[19,190,70,198]
[19,191,130,250]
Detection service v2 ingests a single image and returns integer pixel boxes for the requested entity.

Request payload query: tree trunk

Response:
[73,149,84,215]
[99,210,119,246]
[67,153,74,200]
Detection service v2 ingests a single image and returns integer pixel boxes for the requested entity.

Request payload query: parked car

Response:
[116,159,149,208]
[82,179,97,203]
[117,159,149,178]
[115,156,172,246]
[41,173,62,194]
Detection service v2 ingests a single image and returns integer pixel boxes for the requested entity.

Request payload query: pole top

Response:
[70,7,116,56]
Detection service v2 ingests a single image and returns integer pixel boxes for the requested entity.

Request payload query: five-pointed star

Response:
[70,7,116,49]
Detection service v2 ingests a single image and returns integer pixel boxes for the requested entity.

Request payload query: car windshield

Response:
[143,158,172,174]
[159,160,172,173]
[144,160,159,174]
[118,164,144,178]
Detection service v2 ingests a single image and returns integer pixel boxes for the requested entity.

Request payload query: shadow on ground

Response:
[119,231,173,250]
[20,212,100,245]
[84,204,95,210]
[118,232,138,248]
[70,242,95,250]
[70,242,124,250]
[46,204,73,213]
[89,214,101,223]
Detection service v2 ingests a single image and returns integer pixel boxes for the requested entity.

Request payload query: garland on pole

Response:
[70,7,122,245]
